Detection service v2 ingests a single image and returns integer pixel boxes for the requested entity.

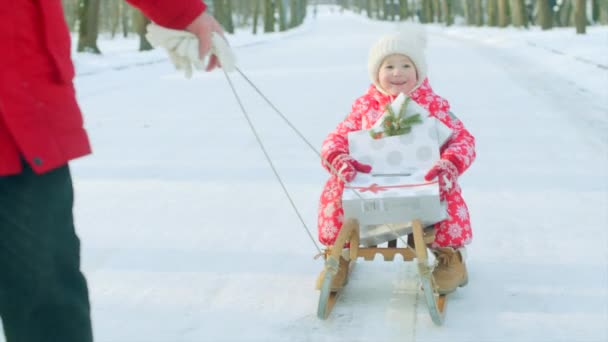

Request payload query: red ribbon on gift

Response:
[346,181,438,194]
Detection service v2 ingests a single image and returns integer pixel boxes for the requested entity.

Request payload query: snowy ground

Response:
[3,6,607,342]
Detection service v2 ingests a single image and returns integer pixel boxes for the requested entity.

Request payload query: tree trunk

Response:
[121,2,130,37]
[432,0,441,22]
[600,0,608,24]
[538,0,554,30]
[77,0,101,53]
[474,0,483,26]
[132,10,152,51]
[575,0,587,33]
[225,0,234,33]
[375,0,381,19]
[441,0,453,25]
[463,0,473,25]
[278,0,287,30]
[487,0,497,26]
[300,0,307,25]
[399,0,409,20]
[264,0,275,32]
[217,0,234,33]
[592,0,600,22]
[497,0,510,27]
[290,0,298,28]
[510,0,525,27]
[555,0,570,26]
[62,0,79,30]
[253,0,260,34]
[381,0,388,20]
[421,0,432,23]
[109,0,120,38]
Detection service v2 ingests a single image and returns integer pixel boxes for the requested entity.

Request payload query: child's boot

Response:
[431,247,468,294]
[315,248,349,291]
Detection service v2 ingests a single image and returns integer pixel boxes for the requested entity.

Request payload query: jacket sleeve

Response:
[437,112,476,175]
[126,0,207,29]
[319,96,369,173]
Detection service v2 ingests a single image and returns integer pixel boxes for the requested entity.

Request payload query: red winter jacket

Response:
[0,0,206,175]
[317,80,476,247]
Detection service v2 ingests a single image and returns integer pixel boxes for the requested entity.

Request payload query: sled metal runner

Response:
[317,218,447,325]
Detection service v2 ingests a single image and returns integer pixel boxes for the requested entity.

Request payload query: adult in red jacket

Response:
[0,1,224,341]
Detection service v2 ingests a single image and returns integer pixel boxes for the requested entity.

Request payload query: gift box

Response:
[342,94,452,245]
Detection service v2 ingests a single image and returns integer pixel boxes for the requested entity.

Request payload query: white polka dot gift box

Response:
[343,93,453,246]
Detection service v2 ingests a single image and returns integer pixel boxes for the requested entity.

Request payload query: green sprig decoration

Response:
[370,97,423,139]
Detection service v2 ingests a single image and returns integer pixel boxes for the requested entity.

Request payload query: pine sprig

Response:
[370,97,422,139]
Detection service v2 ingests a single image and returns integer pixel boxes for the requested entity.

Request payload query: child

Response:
[317,27,476,294]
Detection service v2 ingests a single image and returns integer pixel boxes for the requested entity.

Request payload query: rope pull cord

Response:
[221,67,411,253]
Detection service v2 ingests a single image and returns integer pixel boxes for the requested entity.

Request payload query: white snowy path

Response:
[3,9,608,342]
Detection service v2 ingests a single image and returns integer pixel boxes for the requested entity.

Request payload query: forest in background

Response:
[64,0,608,54]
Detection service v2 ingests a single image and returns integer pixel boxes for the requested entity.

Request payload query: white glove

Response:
[145,23,236,78]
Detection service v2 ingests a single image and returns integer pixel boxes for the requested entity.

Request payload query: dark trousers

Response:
[0,163,93,342]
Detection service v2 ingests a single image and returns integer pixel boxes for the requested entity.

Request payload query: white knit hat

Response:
[368,24,428,94]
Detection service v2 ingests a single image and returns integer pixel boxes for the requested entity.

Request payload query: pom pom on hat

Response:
[368,24,428,94]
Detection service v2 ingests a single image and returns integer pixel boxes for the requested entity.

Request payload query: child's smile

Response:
[378,54,418,96]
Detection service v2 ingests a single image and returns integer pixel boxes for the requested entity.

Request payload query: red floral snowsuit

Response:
[318,79,476,248]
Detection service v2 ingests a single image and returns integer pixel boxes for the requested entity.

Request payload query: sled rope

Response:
[221,67,409,250]
[233,67,382,202]
[221,68,322,254]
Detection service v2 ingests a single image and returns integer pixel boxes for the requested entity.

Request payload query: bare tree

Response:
[432,0,442,22]
[592,0,601,22]
[555,0,572,26]
[474,0,483,26]
[62,0,79,30]
[487,0,498,26]
[77,0,101,53]
[121,2,131,38]
[421,0,432,23]
[399,0,410,20]
[463,0,474,25]
[225,0,235,33]
[213,0,234,33]
[381,0,389,20]
[510,0,527,27]
[574,0,587,33]
[253,0,261,34]
[278,0,287,31]
[109,0,120,38]
[132,9,152,51]
[600,0,608,24]
[290,0,304,28]
[538,0,554,30]
[497,0,510,27]
[264,0,275,33]
[441,0,454,25]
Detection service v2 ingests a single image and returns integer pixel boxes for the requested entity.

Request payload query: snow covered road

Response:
[2,8,606,342]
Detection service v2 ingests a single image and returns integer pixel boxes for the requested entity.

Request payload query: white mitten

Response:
[210,32,235,72]
[145,23,235,78]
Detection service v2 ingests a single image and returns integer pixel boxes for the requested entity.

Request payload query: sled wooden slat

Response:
[357,247,416,261]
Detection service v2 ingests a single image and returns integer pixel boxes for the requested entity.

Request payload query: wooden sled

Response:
[316,218,447,325]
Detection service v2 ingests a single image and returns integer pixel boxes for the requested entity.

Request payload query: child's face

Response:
[378,54,418,96]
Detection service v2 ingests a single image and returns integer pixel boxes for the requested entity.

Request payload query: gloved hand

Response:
[424,159,459,200]
[145,16,235,78]
[329,153,372,182]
